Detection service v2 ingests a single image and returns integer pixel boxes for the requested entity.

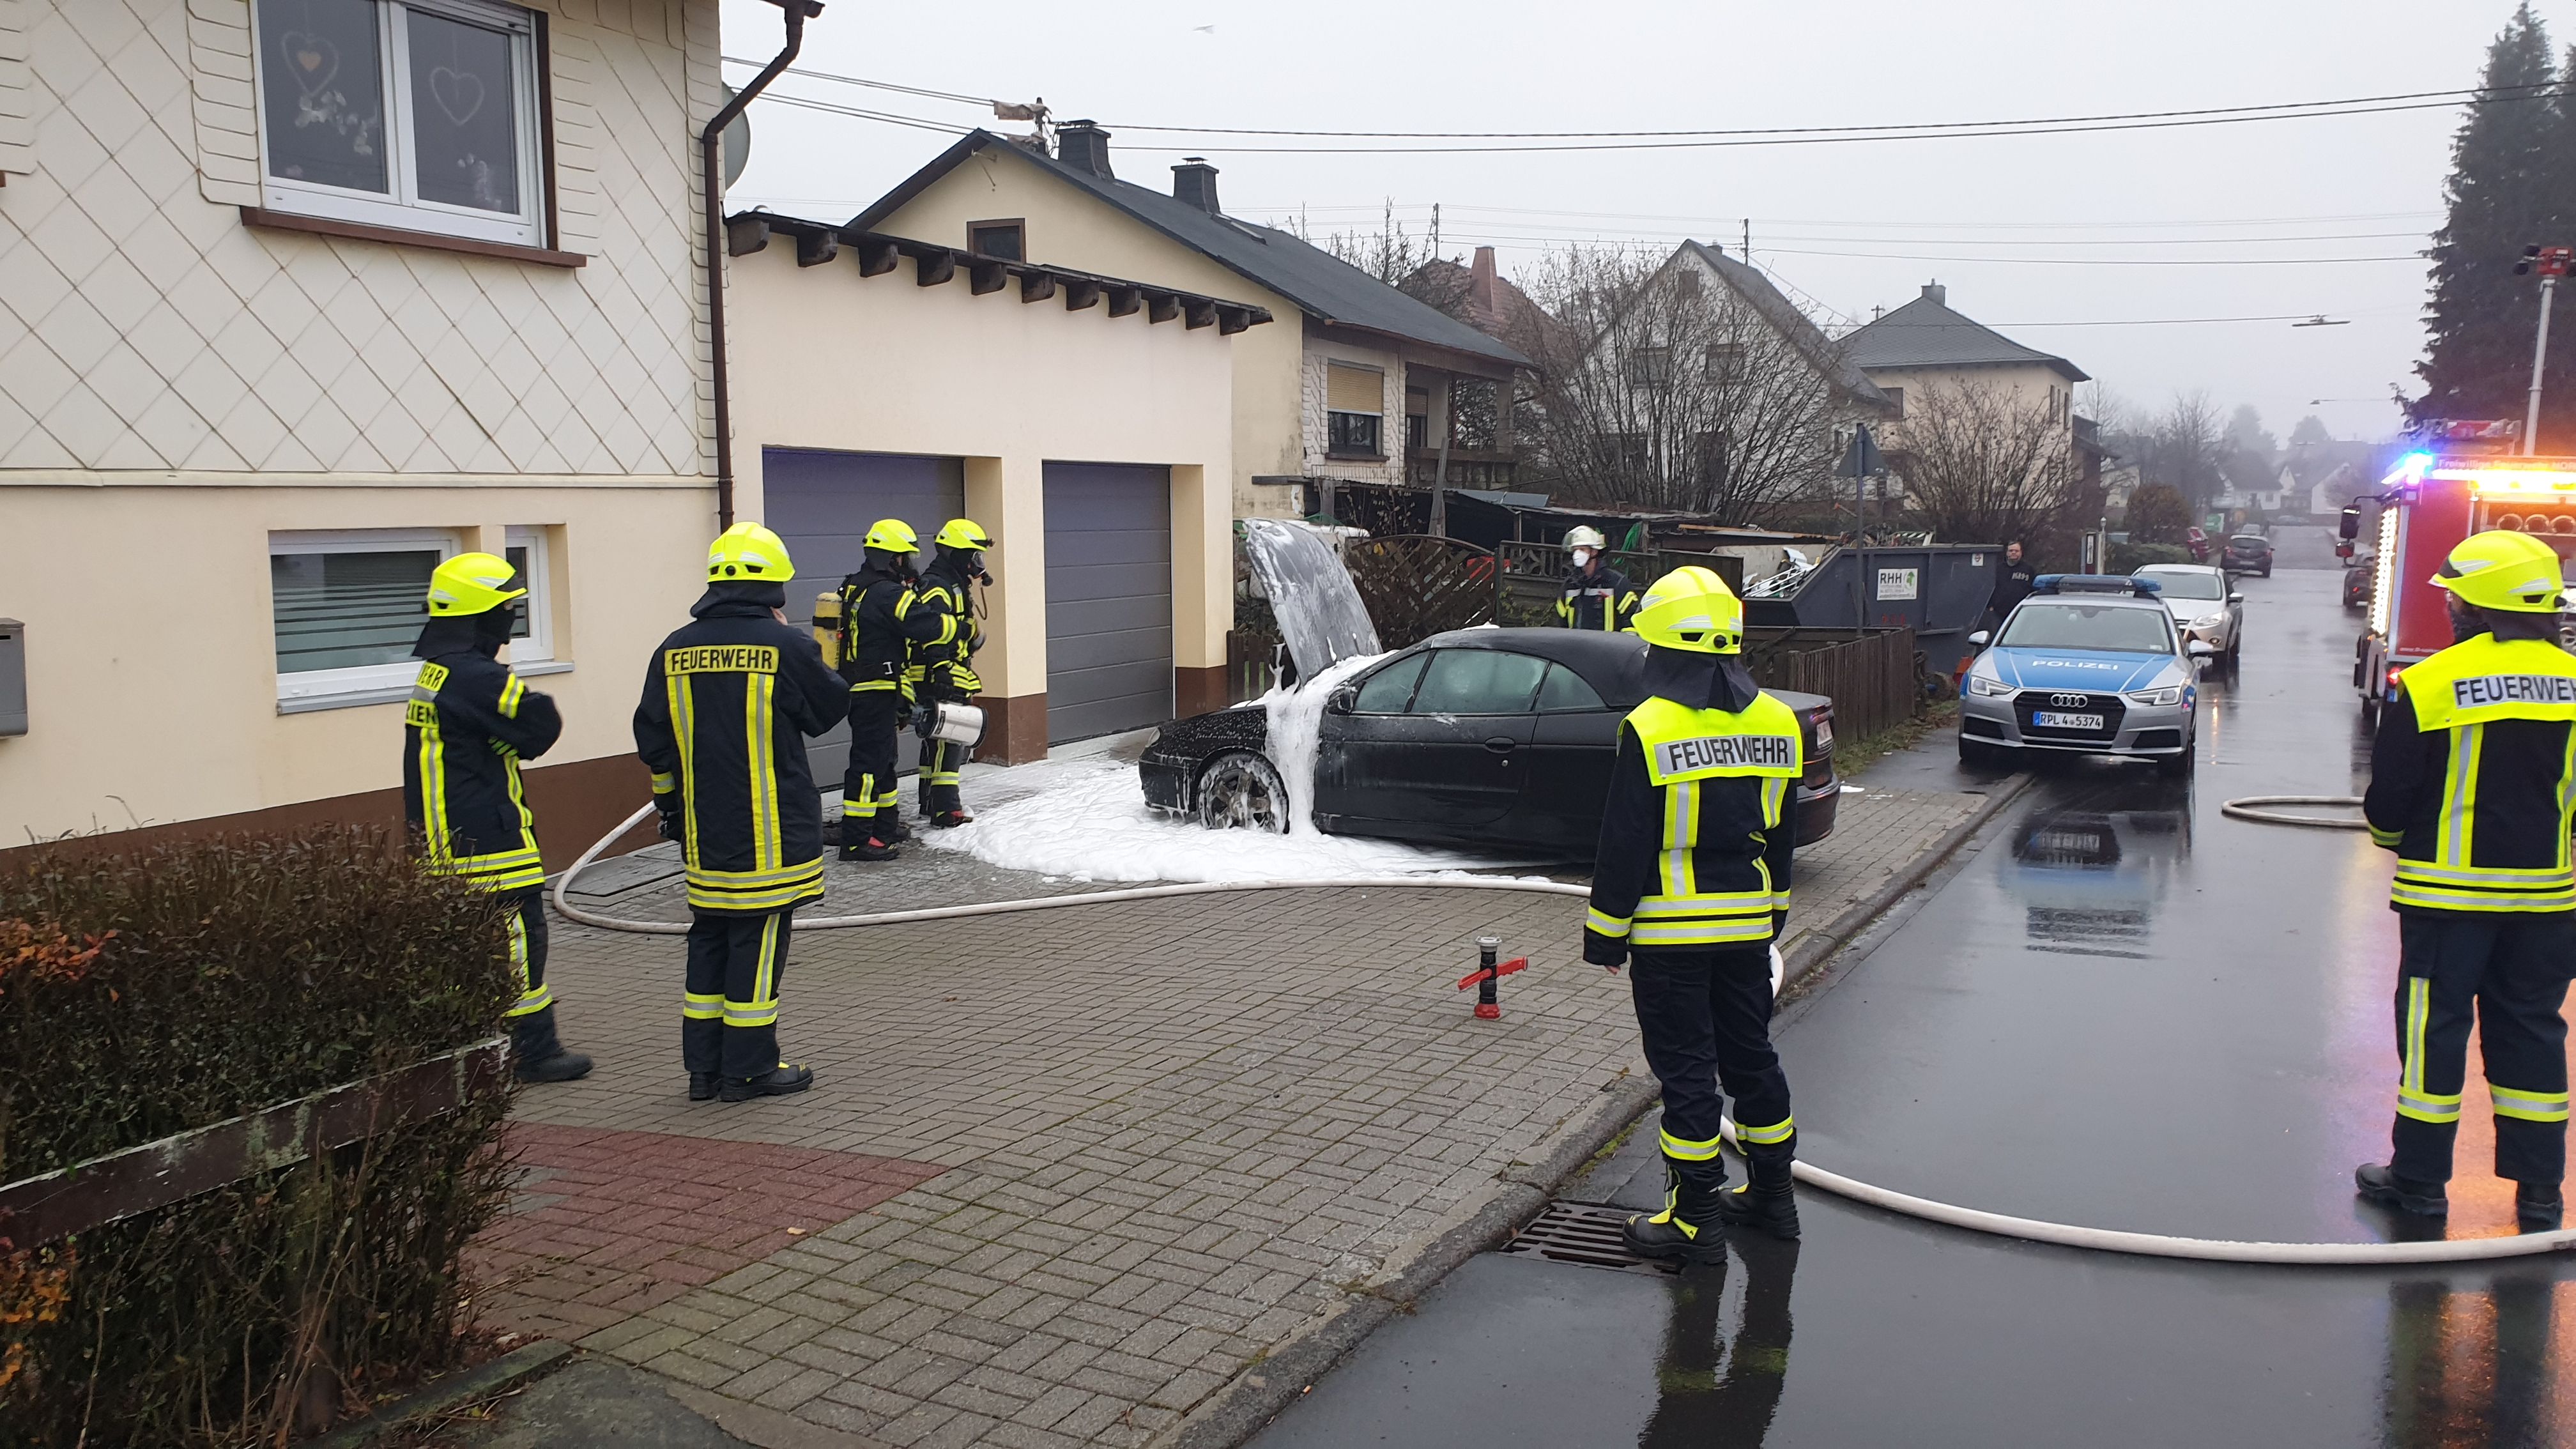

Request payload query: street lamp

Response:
[2515,244,2573,456]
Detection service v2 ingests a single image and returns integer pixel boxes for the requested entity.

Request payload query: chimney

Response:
[1055,119,1114,178]
[1921,280,1947,306]
[1171,157,1221,215]
[1469,246,1499,322]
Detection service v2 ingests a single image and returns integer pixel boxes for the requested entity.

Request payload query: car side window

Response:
[1409,650,1549,716]
[1536,663,1607,712]
[1352,655,1427,713]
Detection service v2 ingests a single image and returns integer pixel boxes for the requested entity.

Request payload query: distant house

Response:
[845,124,1533,519]
[1401,245,1556,489]
[2276,441,2381,519]
[1841,284,2090,505]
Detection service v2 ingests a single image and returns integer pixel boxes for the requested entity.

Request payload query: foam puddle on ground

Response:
[922,660,1536,885]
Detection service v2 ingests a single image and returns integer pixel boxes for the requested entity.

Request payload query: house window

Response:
[967,219,1024,259]
[1326,362,1384,458]
[1705,342,1744,382]
[252,0,548,249]
[1623,346,1672,387]
[273,526,556,708]
[1882,385,1906,418]
[503,525,553,664]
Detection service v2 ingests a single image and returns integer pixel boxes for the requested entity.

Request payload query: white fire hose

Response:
[554,802,2576,1266]
[2221,795,2372,829]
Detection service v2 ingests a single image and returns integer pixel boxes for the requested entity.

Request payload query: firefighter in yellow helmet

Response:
[404,553,591,1082]
[1556,525,1640,632]
[2359,529,2576,1229]
[830,519,949,861]
[911,519,992,827]
[1586,566,1805,1255]
[633,524,847,1102]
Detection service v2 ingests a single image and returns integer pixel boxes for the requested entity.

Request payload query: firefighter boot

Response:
[1623,1156,1728,1264]
[689,1071,719,1101]
[838,836,899,863]
[721,1062,816,1103]
[2517,1182,2564,1231]
[1715,1150,1800,1241]
[928,809,974,829]
[510,1010,593,1084]
[2356,1163,2450,1219]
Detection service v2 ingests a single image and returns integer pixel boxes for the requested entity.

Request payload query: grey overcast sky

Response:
[719,0,2571,445]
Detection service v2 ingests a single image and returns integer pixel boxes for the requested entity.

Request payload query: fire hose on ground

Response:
[554,801,2576,1266]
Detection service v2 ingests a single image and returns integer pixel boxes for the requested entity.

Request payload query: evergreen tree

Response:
[2417,6,2564,438]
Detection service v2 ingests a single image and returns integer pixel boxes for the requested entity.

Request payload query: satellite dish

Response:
[720,85,753,188]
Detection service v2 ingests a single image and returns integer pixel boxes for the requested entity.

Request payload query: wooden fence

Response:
[1744,627,1920,744]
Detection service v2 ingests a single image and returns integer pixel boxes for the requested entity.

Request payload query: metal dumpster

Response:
[1742,544,2000,680]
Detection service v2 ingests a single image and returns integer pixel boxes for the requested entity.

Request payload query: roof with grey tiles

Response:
[1841,288,2089,383]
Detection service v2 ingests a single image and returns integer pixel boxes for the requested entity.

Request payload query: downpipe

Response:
[551,802,2576,1266]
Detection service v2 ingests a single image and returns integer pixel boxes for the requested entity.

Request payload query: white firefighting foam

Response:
[922,661,1515,884]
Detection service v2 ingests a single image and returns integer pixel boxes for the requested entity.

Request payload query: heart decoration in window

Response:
[427,66,485,127]
[279,32,340,97]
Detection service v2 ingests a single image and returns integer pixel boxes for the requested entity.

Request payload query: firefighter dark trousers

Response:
[501,888,566,1062]
[841,690,903,839]
[684,908,795,1082]
[1631,946,1795,1179]
[2390,911,2576,1186]
[919,736,966,816]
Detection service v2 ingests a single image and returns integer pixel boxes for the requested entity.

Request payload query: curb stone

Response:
[305,1340,573,1449]
[1150,772,2038,1449]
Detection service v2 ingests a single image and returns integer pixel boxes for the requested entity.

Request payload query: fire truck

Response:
[2346,438,2576,726]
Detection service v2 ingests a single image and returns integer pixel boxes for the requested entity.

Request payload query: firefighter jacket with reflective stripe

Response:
[634,592,847,914]
[1557,565,1639,632]
[2365,634,2576,915]
[836,562,945,696]
[1589,692,1803,949]
[909,554,985,697]
[404,647,562,893]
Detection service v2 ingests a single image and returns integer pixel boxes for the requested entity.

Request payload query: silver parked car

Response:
[2133,564,2243,670]
[1959,575,2216,777]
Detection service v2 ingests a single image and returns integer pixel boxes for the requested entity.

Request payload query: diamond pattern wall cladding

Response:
[0,0,715,477]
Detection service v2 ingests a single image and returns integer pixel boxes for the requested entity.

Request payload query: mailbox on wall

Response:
[0,619,24,737]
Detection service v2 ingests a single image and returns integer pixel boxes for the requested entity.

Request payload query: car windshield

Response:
[1997,601,2175,654]
[2136,569,2224,600]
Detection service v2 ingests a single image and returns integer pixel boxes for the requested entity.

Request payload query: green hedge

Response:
[0,829,518,1446]
[2107,541,2195,574]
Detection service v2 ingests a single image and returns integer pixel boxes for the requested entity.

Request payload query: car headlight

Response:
[2190,613,2225,629]
[1968,675,2013,697]
[2127,686,2182,707]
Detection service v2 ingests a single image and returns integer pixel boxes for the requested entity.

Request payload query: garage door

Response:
[761,448,965,785]
[1042,463,1172,744]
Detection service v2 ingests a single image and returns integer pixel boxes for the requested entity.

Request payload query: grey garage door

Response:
[1043,463,1172,744]
[762,448,965,785]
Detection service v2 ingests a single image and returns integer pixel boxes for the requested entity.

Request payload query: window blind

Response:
[1326,364,1382,415]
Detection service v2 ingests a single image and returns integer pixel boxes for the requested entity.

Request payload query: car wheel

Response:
[1195,751,1289,832]
[2157,739,2196,778]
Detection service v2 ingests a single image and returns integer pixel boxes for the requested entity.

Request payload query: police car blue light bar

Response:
[2033,574,2161,596]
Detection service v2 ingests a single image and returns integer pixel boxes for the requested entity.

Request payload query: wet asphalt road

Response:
[1248,565,2576,1449]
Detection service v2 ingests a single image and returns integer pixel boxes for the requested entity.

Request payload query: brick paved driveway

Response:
[477,785,1984,1448]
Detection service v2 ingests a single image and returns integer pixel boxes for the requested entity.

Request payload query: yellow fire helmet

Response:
[935,518,993,551]
[707,521,795,583]
[2430,528,2566,613]
[864,518,919,553]
[425,551,526,617]
[1631,565,1745,654]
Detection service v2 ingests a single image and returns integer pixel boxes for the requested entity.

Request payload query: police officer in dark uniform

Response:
[2358,530,2576,1229]
[634,523,847,1103]
[1586,566,1805,1256]
[1984,540,2037,632]
[1556,525,1640,632]
[912,519,991,827]
[404,552,591,1083]
[832,519,946,862]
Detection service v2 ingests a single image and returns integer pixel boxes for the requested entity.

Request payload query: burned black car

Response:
[1140,627,1839,858]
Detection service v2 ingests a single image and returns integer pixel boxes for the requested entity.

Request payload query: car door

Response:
[1506,662,1621,849]
[1394,648,1549,837]
[1312,651,1427,832]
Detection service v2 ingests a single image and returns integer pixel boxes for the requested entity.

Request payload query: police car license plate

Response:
[2033,710,2104,730]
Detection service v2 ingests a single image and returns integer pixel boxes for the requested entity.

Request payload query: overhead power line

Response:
[1751,245,2424,267]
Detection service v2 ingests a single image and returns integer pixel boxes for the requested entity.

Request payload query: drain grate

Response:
[1501,1200,1678,1275]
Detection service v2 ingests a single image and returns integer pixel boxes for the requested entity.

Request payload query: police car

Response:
[1958,574,2216,776]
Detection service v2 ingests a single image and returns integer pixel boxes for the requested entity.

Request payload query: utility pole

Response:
[2516,244,2572,455]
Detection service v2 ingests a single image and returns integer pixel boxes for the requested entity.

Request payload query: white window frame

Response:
[271,528,462,709]
[251,0,548,249]
[503,525,554,665]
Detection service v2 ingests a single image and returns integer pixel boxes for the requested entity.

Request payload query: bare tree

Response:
[1885,376,2076,546]
[1509,244,1847,523]
[2143,390,2226,510]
